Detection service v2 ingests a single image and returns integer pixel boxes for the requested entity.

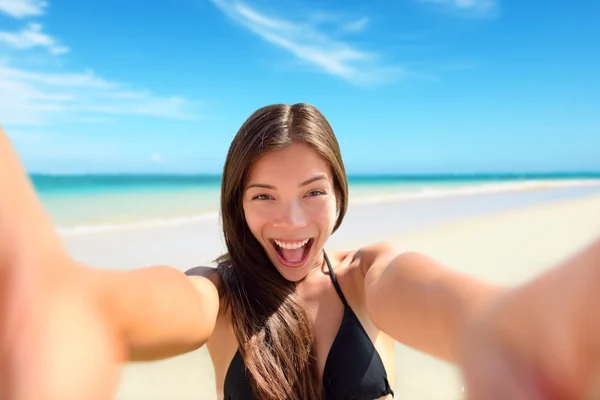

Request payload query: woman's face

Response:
[242,143,339,282]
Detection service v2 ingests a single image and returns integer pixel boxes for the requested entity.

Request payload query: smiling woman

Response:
[214,104,353,399]
[3,104,600,400]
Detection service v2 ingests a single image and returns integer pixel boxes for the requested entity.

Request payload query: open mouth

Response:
[271,238,314,268]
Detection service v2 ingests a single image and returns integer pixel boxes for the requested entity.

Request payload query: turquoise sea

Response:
[32,172,600,235]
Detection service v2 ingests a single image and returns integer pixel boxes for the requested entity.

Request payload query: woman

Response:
[1,103,599,400]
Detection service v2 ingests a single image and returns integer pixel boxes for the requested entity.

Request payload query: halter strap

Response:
[324,250,349,308]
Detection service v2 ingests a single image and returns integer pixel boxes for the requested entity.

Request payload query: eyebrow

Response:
[246,173,328,190]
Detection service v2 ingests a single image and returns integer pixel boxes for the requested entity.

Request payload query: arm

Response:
[460,236,600,399]
[0,127,69,271]
[362,242,503,362]
[1,126,220,363]
[514,235,600,354]
[84,265,221,362]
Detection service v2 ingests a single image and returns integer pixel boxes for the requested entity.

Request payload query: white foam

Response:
[57,211,219,237]
[349,179,600,205]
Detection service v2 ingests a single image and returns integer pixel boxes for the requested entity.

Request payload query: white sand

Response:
[67,189,600,400]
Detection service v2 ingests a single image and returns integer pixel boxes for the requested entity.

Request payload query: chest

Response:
[301,279,348,377]
[219,277,395,400]
[297,269,380,379]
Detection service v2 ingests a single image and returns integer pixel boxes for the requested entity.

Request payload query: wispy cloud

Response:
[340,17,369,34]
[0,1,199,126]
[417,0,498,19]
[0,23,69,54]
[0,64,198,125]
[210,0,407,85]
[0,0,47,18]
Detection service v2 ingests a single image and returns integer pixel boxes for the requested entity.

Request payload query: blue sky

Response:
[0,0,598,174]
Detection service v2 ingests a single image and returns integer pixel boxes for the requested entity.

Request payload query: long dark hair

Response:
[215,103,349,400]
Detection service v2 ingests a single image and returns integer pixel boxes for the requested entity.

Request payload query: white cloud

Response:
[0,23,69,54]
[0,0,199,126]
[210,0,405,85]
[0,0,47,18]
[0,63,198,125]
[341,17,369,33]
[417,0,498,18]
[1,66,112,88]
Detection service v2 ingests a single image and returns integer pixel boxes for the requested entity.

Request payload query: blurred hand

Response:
[0,259,125,400]
[459,281,600,400]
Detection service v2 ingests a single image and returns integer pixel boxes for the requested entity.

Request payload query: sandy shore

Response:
[71,187,600,400]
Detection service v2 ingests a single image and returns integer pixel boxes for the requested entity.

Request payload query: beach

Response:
[56,181,600,400]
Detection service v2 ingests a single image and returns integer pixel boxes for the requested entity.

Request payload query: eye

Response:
[252,193,273,200]
[306,190,325,197]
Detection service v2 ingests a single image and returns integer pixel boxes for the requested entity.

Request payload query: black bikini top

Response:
[223,251,394,399]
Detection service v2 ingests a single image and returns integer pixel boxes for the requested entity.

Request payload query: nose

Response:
[273,200,308,228]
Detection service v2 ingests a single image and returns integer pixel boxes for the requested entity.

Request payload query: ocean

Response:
[32,172,600,236]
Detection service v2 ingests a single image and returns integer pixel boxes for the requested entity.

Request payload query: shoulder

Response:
[185,266,224,297]
[335,241,436,284]
[325,242,403,299]
[353,242,449,283]
[325,242,402,284]
[350,241,405,276]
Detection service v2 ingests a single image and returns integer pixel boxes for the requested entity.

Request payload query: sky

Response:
[0,0,599,175]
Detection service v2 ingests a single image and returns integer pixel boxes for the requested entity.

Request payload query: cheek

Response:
[245,206,277,236]
[242,204,263,238]
[311,197,338,231]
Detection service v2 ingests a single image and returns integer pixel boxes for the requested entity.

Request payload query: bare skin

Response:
[1,126,600,399]
[191,249,399,400]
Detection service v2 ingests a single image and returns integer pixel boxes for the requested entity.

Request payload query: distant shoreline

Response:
[54,178,600,238]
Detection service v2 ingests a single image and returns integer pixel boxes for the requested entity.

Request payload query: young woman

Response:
[1,103,599,400]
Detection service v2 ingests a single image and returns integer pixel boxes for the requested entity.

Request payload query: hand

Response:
[1,259,125,400]
[459,279,600,400]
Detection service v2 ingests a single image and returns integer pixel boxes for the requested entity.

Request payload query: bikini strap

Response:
[324,250,349,308]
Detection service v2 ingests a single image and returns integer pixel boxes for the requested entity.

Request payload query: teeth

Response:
[274,239,310,249]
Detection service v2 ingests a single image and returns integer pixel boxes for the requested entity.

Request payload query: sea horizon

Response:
[29,171,600,179]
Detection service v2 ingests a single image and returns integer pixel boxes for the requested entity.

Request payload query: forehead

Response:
[247,143,332,183]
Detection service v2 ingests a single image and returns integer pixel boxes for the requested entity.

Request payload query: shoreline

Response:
[56,178,600,237]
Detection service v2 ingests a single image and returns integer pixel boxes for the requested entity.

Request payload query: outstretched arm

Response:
[363,238,600,398]
[361,242,503,362]
[0,127,69,270]
[0,127,221,399]
[83,265,221,361]
[0,125,220,360]
[460,236,600,399]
